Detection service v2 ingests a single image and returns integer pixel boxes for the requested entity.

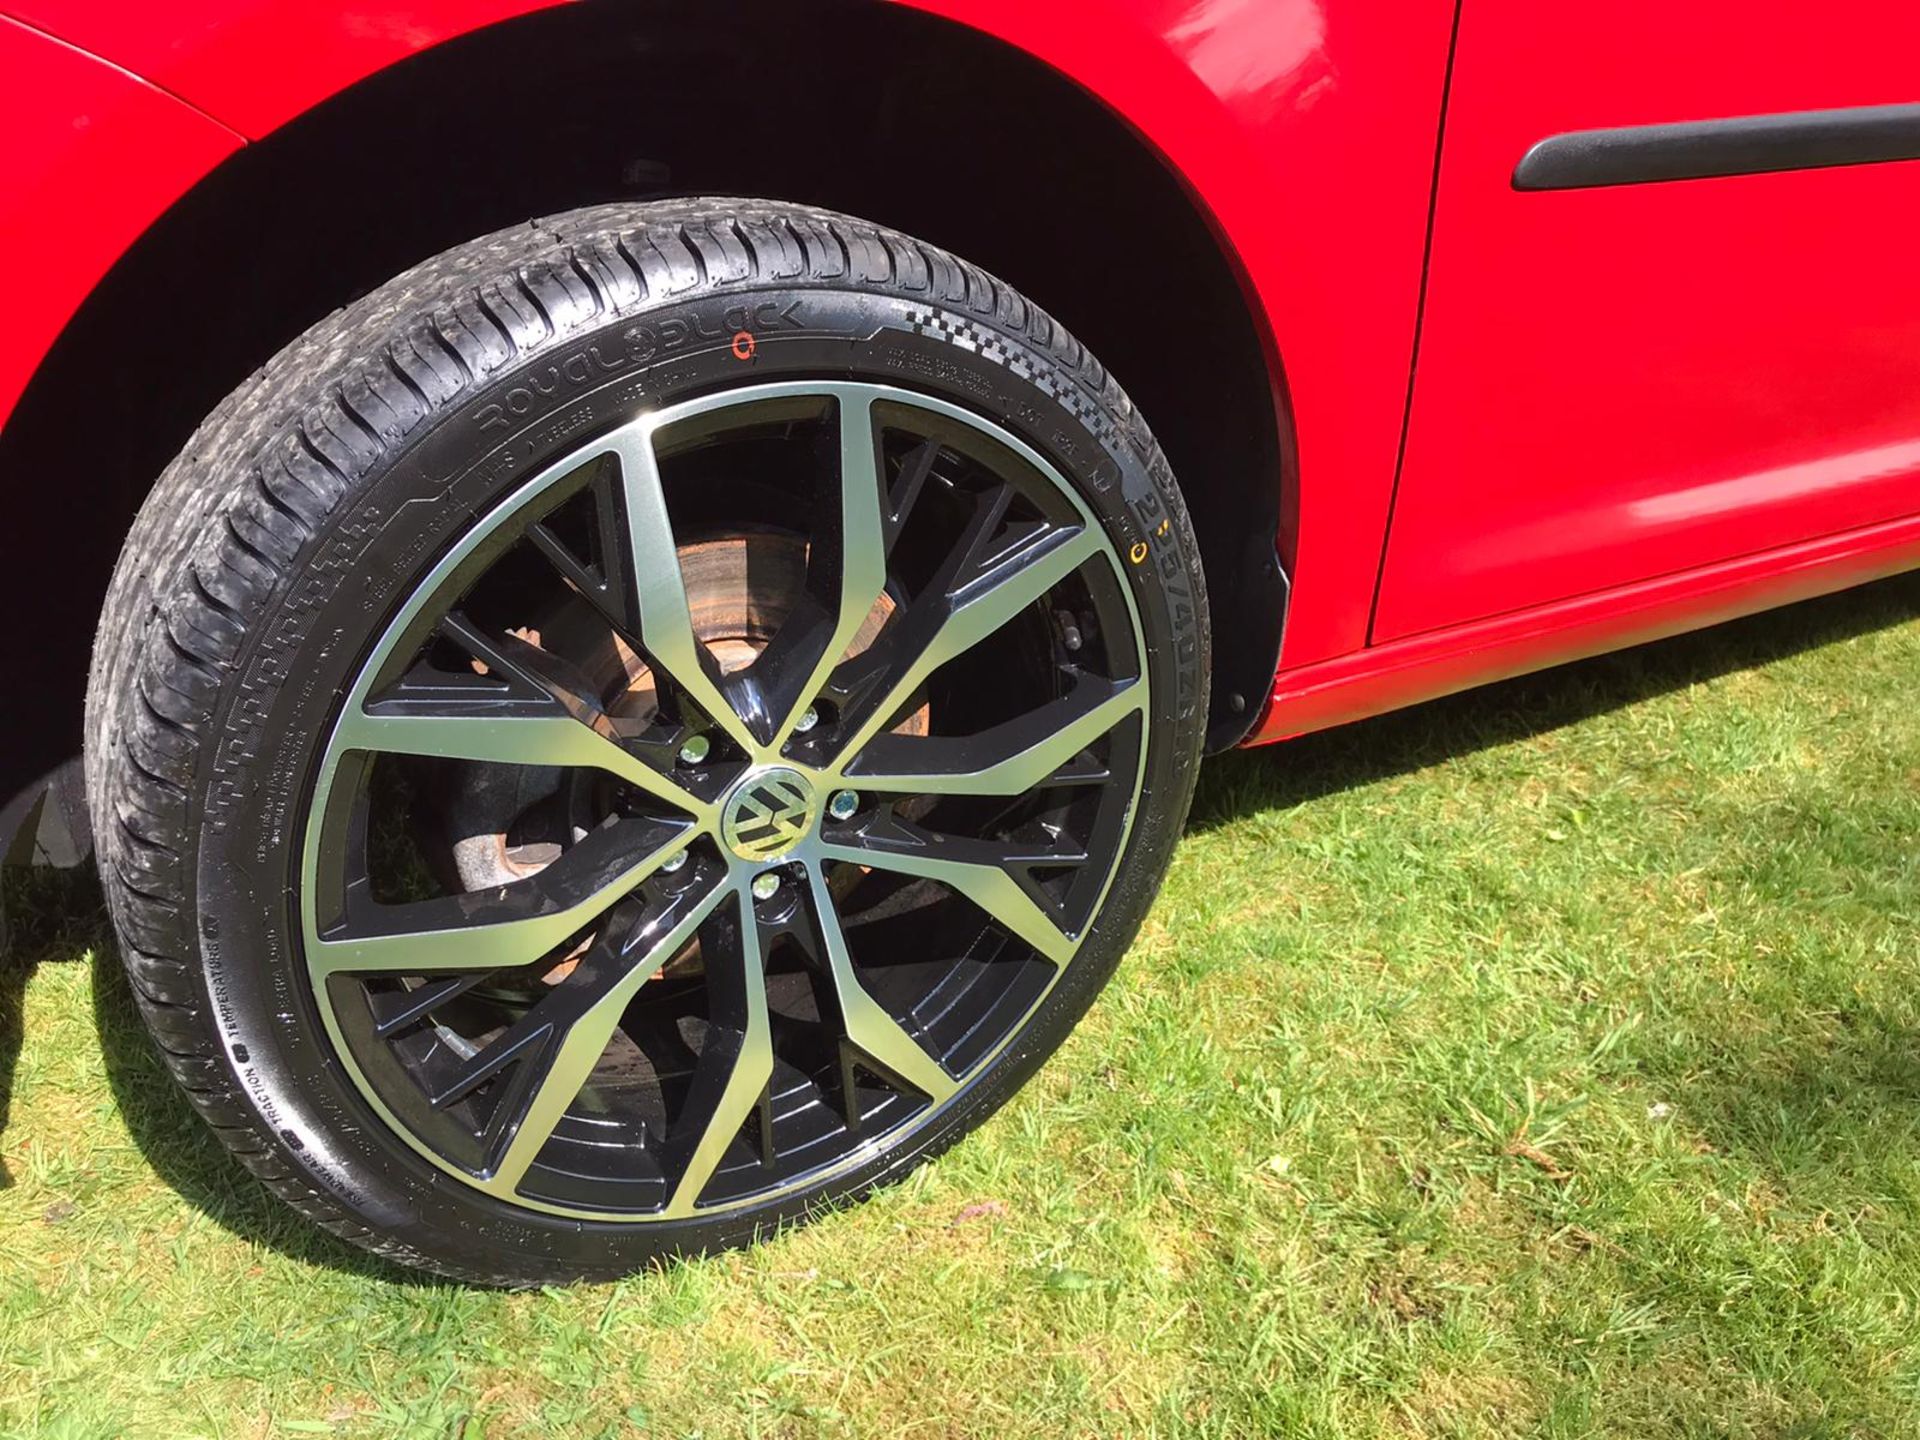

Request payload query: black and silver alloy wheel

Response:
[303,381,1150,1221]
[87,200,1208,1283]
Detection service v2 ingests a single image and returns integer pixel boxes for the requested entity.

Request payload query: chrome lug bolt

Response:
[794,705,820,733]
[678,734,711,765]
[828,790,859,822]
[659,851,689,874]
[751,872,781,902]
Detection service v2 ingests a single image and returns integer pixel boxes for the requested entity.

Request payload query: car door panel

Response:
[1374,0,1920,643]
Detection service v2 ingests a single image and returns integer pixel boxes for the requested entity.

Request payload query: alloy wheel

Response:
[298,381,1151,1221]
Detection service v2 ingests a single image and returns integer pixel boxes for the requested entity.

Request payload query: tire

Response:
[85,199,1209,1286]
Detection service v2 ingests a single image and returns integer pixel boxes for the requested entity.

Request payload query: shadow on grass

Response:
[0,865,431,1283]
[0,866,114,1191]
[85,942,441,1285]
[0,567,1914,1279]
[1678,997,1920,1193]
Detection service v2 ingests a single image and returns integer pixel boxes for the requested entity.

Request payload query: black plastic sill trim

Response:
[1513,101,1920,191]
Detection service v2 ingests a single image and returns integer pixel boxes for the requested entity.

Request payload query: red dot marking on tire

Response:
[732,331,757,361]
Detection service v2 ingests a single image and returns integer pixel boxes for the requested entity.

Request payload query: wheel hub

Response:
[720,765,818,862]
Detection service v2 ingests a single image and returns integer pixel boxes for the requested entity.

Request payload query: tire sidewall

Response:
[191,277,1207,1280]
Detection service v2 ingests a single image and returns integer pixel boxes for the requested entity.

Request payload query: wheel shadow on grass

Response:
[1186,567,1920,833]
[85,942,444,1286]
[2,867,431,1281]
[0,866,115,1191]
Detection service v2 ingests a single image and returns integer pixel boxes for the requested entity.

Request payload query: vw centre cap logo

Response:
[721,766,818,862]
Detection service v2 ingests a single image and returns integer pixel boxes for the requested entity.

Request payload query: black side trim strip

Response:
[1514,102,1920,191]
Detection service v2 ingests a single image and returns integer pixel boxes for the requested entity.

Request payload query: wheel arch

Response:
[0,0,1292,808]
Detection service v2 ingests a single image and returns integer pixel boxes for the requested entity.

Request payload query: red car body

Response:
[5,0,1919,792]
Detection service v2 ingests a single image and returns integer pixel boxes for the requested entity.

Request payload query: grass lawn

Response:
[2,573,1917,1439]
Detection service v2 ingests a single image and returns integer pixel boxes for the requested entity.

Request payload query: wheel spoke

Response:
[524,461,637,640]
[371,973,492,1038]
[340,705,701,813]
[804,865,957,1103]
[831,518,1101,767]
[338,621,708,821]
[479,878,732,1194]
[880,436,940,553]
[310,821,696,978]
[758,392,891,751]
[664,887,774,1216]
[441,615,610,724]
[609,430,759,754]
[846,675,1143,796]
[818,835,1080,966]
